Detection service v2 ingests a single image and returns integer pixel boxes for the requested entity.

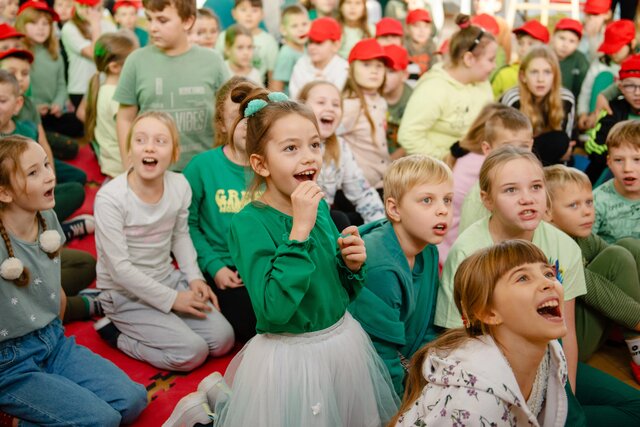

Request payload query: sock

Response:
[626,336,640,365]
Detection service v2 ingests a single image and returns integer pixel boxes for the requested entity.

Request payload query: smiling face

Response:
[24,15,52,45]
[390,179,453,247]
[252,113,323,208]
[352,59,385,93]
[304,83,342,140]
[1,141,56,213]
[549,183,595,238]
[128,116,176,184]
[146,5,193,53]
[281,12,309,47]
[521,57,554,99]
[608,143,640,200]
[483,158,547,238]
[486,262,566,344]
[552,30,580,60]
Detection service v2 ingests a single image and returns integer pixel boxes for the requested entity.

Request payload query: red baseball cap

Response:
[0,48,34,63]
[513,20,550,44]
[74,0,102,7]
[584,0,611,15]
[0,24,24,40]
[406,9,431,25]
[307,17,342,43]
[375,17,403,37]
[471,13,499,36]
[348,38,392,66]
[383,44,408,71]
[619,54,640,80]
[598,19,636,55]
[18,1,60,21]
[113,0,140,12]
[555,18,583,39]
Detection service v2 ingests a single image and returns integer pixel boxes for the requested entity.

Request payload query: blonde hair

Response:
[0,136,59,287]
[383,155,452,208]
[518,45,564,135]
[606,119,640,151]
[479,145,543,196]
[126,111,180,163]
[544,164,591,202]
[484,107,532,145]
[343,61,385,146]
[15,8,59,60]
[391,240,550,426]
[213,76,256,147]
[297,80,342,167]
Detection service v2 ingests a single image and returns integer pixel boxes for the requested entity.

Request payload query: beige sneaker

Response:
[162,391,212,427]
[197,372,231,411]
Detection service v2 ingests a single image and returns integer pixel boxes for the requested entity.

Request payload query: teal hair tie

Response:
[244,99,268,117]
[267,92,289,102]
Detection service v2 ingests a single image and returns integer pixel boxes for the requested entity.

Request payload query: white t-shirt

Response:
[288,54,349,100]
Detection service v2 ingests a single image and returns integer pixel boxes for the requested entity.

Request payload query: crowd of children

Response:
[0,0,640,426]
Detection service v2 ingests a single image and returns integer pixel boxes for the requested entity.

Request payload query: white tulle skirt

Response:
[214,312,400,427]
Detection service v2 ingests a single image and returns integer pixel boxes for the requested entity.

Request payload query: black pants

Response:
[42,112,84,139]
[204,270,257,343]
[612,0,638,20]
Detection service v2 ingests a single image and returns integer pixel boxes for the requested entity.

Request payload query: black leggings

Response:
[611,0,638,20]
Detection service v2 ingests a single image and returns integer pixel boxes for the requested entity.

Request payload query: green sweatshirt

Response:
[560,49,590,101]
[183,146,251,278]
[349,220,441,396]
[229,200,365,334]
[31,44,68,108]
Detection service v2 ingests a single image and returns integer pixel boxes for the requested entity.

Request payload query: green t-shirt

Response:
[228,200,365,334]
[133,27,149,47]
[12,119,38,140]
[272,44,304,95]
[16,96,42,126]
[559,49,590,101]
[183,146,252,277]
[114,45,229,171]
[436,217,587,328]
[348,219,440,397]
[593,179,640,243]
[31,44,67,108]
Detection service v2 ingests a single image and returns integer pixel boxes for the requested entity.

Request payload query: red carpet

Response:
[62,146,236,425]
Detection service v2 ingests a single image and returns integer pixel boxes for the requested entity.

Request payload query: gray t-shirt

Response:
[0,209,64,342]
[593,179,640,243]
[114,45,229,171]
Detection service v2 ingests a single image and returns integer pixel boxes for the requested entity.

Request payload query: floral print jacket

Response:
[396,336,568,427]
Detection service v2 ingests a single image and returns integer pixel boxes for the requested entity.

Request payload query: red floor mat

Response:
[61,146,237,425]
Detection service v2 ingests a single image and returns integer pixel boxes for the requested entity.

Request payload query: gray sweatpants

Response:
[99,270,235,372]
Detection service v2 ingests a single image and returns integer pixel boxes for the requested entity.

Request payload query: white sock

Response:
[626,336,640,365]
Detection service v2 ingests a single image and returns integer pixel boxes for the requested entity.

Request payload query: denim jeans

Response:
[0,319,147,426]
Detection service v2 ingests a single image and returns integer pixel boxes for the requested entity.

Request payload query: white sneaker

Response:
[162,391,212,427]
[197,372,231,410]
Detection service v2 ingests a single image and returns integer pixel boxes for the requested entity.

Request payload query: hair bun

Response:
[455,13,471,28]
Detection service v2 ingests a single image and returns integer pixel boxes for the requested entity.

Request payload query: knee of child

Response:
[94,404,122,427]
[166,335,209,372]
[118,381,148,424]
[210,320,235,357]
[604,244,635,269]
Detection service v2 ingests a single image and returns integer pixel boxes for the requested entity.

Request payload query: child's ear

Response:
[477,307,503,326]
[249,153,269,177]
[107,61,122,75]
[182,15,196,32]
[13,94,23,115]
[480,141,492,155]
[0,185,13,204]
[385,197,400,222]
[480,190,493,211]
[462,51,475,68]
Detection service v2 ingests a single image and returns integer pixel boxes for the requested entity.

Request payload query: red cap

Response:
[513,19,550,44]
[307,17,342,43]
[113,0,140,12]
[584,0,611,15]
[348,38,392,66]
[619,54,640,80]
[18,1,60,21]
[470,13,499,36]
[406,9,431,25]
[375,17,403,37]
[0,24,24,40]
[555,18,583,38]
[598,19,636,55]
[383,44,408,71]
[0,48,34,63]
[74,0,102,6]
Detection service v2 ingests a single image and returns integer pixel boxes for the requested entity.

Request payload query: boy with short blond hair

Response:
[545,164,640,381]
[592,120,640,243]
[349,155,453,397]
[215,0,277,85]
[269,4,309,94]
[115,0,229,171]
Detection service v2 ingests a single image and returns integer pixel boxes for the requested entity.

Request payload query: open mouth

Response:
[142,157,158,167]
[294,170,316,182]
[623,177,637,186]
[319,115,335,126]
[433,223,447,235]
[536,299,562,320]
[519,209,537,219]
[44,188,54,198]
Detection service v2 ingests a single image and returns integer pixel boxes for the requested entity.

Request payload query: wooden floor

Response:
[589,342,640,390]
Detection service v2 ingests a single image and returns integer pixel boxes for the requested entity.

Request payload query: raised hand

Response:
[289,180,324,241]
[338,225,366,273]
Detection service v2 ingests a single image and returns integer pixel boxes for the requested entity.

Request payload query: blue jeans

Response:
[0,319,147,426]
